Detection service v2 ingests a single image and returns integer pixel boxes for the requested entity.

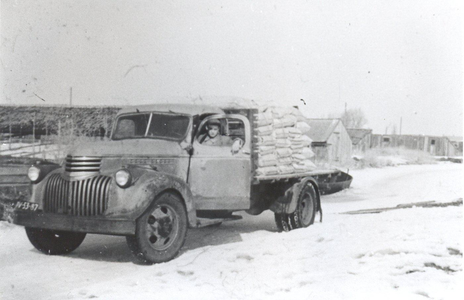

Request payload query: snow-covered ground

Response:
[0,163,462,300]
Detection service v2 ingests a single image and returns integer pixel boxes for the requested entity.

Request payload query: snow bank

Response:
[353,147,437,168]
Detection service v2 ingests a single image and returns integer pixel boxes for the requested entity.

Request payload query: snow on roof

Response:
[447,136,463,143]
[306,119,341,143]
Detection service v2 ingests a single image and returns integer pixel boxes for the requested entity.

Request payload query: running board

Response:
[195,214,243,228]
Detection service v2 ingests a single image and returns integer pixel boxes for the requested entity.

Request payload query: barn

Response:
[305,119,353,166]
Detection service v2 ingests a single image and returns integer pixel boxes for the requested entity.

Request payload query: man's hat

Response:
[207,119,221,127]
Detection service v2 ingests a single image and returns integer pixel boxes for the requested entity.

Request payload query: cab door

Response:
[188,114,251,210]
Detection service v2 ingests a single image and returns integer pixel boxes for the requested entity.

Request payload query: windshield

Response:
[112,113,190,141]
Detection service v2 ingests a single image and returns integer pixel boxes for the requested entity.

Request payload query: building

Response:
[371,134,462,156]
[347,128,372,153]
[305,119,352,166]
[447,136,463,156]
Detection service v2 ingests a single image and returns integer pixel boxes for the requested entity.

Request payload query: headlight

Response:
[28,166,41,182]
[115,169,132,188]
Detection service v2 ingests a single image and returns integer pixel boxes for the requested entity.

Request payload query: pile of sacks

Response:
[254,106,316,176]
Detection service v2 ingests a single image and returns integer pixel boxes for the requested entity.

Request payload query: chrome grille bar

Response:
[44,174,111,216]
[65,156,102,173]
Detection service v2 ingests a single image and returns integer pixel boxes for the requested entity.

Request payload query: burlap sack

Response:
[255,166,279,176]
[257,154,278,167]
[275,148,293,158]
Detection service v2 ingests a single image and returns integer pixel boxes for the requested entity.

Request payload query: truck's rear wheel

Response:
[126,192,188,264]
[290,182,317,228]
[274,182,317,231]
[25,228,86,255]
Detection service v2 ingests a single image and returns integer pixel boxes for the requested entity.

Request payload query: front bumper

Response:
[4,201,136,236]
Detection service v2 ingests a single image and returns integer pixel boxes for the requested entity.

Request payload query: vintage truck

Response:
[6,104,352,263]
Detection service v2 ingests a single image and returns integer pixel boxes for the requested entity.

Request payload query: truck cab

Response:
[9,104,258,263]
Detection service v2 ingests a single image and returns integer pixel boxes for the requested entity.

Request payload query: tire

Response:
[274,213,291,232]
[274,182,317,232]
[25,227,86,255]
[126,192,188,264]
[289,182,317,229]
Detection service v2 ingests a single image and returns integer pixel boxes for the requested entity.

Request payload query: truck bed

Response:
[222,107,353,195]
[254,169,353,195]
[254,169,340,182]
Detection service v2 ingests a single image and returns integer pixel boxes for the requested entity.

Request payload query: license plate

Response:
[14,201,39,211]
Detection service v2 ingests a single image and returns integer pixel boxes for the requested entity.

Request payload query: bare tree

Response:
[341,108,368,128]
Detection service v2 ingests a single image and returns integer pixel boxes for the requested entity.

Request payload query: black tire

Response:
[274,213,291,232]
[289,182,317,229]
[274,182,317,232]
[126,192,188,264]
[25,227,86,255]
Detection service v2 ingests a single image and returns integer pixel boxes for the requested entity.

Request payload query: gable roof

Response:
[306,119,341,143]
[347,128,373,145]
[447,136,463,143]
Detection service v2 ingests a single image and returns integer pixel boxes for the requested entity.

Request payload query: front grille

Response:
[44,173,112,216]
[65,156,102,173]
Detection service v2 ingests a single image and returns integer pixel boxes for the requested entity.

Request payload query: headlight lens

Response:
[28,166,41,182]
[115,169,132,188]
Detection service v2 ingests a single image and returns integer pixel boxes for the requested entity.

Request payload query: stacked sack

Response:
[254,106,317,176]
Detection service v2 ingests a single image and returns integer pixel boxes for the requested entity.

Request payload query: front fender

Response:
[104,168,196,227]
[270,177,321,216]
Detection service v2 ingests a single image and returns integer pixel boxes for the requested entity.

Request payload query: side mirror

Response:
[187,146,194,156]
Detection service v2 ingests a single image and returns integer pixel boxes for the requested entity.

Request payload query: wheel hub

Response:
[157,217,173,238]
[300,191,314,225]
[145,205,178,250]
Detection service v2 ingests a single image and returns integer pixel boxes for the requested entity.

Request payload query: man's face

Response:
[207,125,219,138]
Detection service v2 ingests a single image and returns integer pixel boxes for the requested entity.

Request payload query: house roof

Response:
[305,119,341,143]
[347,128,373,145]
[447,136,463,143]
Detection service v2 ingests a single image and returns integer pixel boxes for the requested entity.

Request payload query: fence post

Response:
[33,112,36,156]
[8,115,11,150]
[58,119,61,159]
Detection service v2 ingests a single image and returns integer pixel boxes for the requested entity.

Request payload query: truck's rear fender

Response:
[270,177,321,219]
[105,167,196,227]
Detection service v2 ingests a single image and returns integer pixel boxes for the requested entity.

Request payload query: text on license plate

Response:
[15,201,39,211]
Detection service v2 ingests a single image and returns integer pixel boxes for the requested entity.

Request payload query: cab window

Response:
[197,118,245,146]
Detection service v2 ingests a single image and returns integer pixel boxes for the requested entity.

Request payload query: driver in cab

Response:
[200,119,232,146]
[199,119,243,153]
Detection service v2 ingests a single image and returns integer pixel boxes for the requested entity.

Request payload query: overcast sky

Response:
[1,0,462,136]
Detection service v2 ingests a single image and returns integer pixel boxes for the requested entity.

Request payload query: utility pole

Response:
[70,87,73,106]
[399,117,402,135]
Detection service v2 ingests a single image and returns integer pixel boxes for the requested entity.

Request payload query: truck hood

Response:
[68,139,185,157]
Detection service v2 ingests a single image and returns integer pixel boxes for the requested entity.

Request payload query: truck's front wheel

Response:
[275,182,317,231]
[25,228,86,255]
[126,192,188,264]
